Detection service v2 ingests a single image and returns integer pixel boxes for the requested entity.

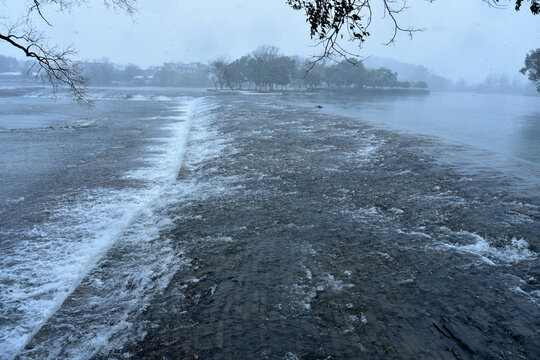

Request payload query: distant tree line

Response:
[0,55,213,87]
[210,46,428,91]
[1,51,427,90]
[3,50,538,93]
[80,61,212,87]
[0,55,25,73]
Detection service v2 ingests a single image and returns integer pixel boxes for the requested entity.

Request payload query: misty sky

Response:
[0,0,538,83]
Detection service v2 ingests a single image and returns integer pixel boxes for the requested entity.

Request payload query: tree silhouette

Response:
[520,48,540,92]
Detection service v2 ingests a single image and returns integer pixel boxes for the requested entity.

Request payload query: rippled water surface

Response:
[290,91,540,164]
[0,88,538,359]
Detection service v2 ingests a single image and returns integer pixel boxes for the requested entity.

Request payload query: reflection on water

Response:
[515,113,540,164]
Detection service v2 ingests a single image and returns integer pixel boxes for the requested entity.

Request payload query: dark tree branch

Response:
[287,0,426,69]
[0,0,136,105]
[288,0,538,70]
[29,1,53,26]
[0,25,90,104]
[491,0,540,13]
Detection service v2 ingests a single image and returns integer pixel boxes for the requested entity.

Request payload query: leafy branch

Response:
[287,0,538,69]
[287,0,429,68]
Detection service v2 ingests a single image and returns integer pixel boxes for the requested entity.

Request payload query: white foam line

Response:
[1,97,204,360]
[437,230,536,265]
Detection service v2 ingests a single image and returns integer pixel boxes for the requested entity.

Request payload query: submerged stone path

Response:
[113,95,539,359]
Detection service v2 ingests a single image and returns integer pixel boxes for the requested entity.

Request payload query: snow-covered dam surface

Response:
[1,88,538,359]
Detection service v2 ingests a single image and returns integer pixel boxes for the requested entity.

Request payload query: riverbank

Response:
[207,87,430,96]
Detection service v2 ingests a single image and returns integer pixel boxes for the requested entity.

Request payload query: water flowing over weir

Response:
[0,97,211,359]
[1,91,538,359]
[114,95,538,359]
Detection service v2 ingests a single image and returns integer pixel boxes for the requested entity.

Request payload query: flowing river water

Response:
[0,87,538,359]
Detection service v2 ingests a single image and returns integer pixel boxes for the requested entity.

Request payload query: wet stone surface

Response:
[114,96,539,360]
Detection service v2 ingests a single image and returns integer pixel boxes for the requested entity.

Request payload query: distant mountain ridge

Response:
[363,57,452,91]
[363,56,538,95]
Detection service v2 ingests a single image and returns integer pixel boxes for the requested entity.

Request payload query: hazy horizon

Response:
[0,1,538,84]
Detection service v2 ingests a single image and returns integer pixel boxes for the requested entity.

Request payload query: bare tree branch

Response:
[29,1,53,26]
[0,0,136,105]
[0,23,90,104]
[286,0,427,69]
